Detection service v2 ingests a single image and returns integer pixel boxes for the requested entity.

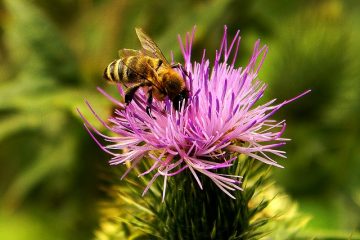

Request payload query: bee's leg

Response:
[124,83,145,105]
[146,87,155,118]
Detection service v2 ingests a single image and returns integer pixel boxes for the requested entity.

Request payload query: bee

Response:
[103,28,188,117]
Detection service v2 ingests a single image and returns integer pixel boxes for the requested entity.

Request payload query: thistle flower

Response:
[80,26,309,200]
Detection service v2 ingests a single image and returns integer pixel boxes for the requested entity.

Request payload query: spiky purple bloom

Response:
[80,26,309,199]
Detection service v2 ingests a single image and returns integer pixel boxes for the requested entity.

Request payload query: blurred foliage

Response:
[0,0,359,239]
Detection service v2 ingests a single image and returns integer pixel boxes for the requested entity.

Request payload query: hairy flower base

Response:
[94,159,309,239]
[79,26,309,199]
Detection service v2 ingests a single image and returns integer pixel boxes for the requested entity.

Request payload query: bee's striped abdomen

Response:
[103,56,148,84]
[103,59,125,83]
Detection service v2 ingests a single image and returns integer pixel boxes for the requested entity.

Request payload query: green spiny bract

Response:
[95,156,307,240]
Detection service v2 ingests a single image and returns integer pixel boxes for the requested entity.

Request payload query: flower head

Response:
[80,26,309,199]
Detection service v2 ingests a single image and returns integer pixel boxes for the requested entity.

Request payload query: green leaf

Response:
[2,111,78,208]
[2,0,79,85]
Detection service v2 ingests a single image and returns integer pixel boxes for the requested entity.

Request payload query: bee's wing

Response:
[118,48,142,58]
[119,58,163,91]
[135,28,171,67]
[118,49,163,88]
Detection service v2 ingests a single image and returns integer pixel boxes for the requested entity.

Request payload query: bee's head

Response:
[172,89,189,111]
[162,71,188,111]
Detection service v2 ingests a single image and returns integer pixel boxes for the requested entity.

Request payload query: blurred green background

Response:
[0,0,359,239]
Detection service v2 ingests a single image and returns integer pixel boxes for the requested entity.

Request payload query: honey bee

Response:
[103,28,188,117]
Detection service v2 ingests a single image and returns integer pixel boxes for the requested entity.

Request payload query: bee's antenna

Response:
[171,63,190,79]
